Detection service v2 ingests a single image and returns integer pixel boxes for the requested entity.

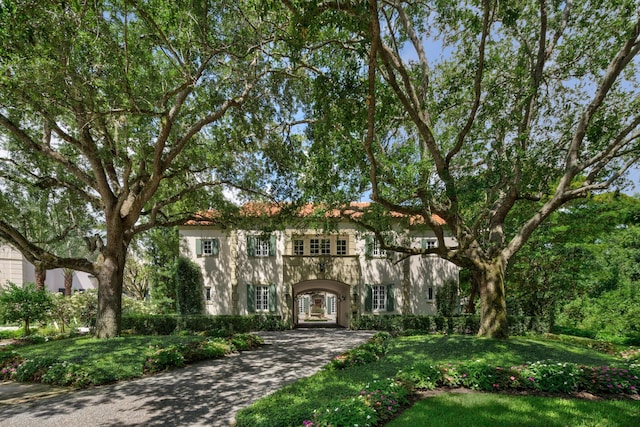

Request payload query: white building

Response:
[0,243,96,294]
[179,203,460,328]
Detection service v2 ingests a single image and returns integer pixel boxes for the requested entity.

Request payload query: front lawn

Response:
[234,334,637,427]
[1,333,263,386]
[386,391,640,427]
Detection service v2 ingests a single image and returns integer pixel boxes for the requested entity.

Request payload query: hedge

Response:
[122,314,286,336]
[350,314,550,336]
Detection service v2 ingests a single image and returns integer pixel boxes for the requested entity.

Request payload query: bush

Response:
[230,333,264,351]
[143,345,185,374]
[0,283,53,336]
[122,314,285,336]
[543,333,617,354]
[41,361,91,388]
[13,356,58,382]
[327,332,391,370]
[175,257,204,315]
[396,363,443,390]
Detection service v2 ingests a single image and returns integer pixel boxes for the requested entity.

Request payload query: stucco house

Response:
[179,203,460,328]
[0,243,96,294]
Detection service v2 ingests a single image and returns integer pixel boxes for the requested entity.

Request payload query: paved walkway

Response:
[0,329,374,426]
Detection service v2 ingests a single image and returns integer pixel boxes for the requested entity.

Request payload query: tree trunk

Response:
[465,270,481,314]
[35,263,46,290]
[477,260,509,339]
[63,269,73,296]
[94,245,127,338]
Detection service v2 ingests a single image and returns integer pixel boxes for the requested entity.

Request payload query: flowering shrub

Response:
[41,361,91,388]
[302,397,377,427]
[143,345,185,374]
[0,352,23,381]
[360,378,409,421]
[394,360,639,396]
[13,356,58,382]
[579,365,639,394]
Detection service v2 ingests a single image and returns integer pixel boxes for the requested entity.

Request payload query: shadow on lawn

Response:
[0,329,374,426]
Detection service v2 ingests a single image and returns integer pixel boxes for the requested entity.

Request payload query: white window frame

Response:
[202,239,216,256]
[294,239,304,256]
[372,285,386,311]
[254,237,270,257]
[372,239,386,258]
[336,239,347,255]
[255,285,270,311]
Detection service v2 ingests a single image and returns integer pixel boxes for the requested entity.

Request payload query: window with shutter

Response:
[364,284,373,312]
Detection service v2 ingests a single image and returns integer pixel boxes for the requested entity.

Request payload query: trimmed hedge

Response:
[122,314,286,336]
[350,314,549,336]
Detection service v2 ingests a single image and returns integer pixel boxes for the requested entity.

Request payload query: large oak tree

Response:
[294,0,640,337]
[0,0,303,337]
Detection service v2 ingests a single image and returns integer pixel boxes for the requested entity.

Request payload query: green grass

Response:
[235,334,628,427]
[12,335,204,383]
[386,392,640,427]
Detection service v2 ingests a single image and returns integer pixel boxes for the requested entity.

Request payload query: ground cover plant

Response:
[0,333,263,387]
[234,334,638,427]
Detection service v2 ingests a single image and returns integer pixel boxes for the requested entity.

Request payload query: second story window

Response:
[196,238,219,257]
[371,239,386,258]
[247,234,275,257]
[336,239,347,255]
[294,239,304,256]
[320,238,331,255]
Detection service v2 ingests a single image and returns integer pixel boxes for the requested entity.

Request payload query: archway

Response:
[292,280,351,328]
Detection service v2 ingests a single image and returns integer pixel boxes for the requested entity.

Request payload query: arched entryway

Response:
[292,280,351,328]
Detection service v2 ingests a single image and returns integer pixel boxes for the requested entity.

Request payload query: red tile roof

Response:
[185,202,445,226]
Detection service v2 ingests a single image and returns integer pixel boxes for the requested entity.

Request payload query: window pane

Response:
[294,239,304,255]
[320,239,331,255]
[336,239,347,255]
[310,238,319,255]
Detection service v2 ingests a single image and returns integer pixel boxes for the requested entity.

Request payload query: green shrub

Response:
[230,333,264,351]
[182,339,232,362]
[396,363,443,390]
[175,257,205,315]
[327,332,392,370]
[543,333,617,354]
[0,351,23,381]
[520,361,582,393]
[143,345,185,374]
[122,315,178,335]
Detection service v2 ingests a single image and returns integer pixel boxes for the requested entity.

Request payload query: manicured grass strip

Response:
[385,392,640,427]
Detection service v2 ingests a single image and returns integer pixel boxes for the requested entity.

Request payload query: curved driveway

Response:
[0,329,374,427]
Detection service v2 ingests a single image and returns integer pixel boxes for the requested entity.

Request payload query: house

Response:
[0,243,96,294]
[179,203,460,328]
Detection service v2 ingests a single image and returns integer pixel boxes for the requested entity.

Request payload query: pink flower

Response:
[510,376,515,381]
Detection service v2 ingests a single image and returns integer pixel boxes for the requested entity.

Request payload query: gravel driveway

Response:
[0,329,374,427]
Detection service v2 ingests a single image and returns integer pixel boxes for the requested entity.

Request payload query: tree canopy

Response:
[0,0,304,337]
[291,0,640,337]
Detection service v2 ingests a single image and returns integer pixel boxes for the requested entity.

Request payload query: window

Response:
[196,238,219,256]
[422,238,437,251]
[58,288,65,295]
[372,285,386,311]
[310,238,320,255]
[372,239,386,258]
[294,239,304,256]
[427,286,434,301]
[255,285,270,311]
[365,284,394,312]
[248,234,275,257]
[205,287,212,302]
[320,238,331,255]
[336,239,347,255]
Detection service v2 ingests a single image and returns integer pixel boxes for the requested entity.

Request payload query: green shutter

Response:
[247,235,255,257]
[247,284,255,313]
[196,239,202,256]
[211,239,219,256]
[421,238,427,250]
[365,236,373,259]
[386,285,395,312]
[269,284,277,312]
[304,296,309,313]
[269,234,276,256]
[364,284,373,312]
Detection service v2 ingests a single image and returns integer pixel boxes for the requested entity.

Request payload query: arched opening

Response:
[292,280,351,328]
